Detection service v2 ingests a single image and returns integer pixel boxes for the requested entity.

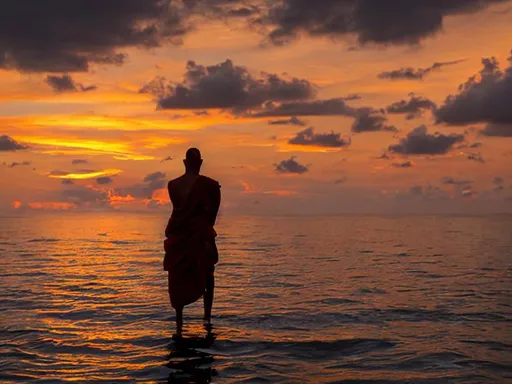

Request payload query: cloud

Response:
[0,135,28,151]
[61,179,74,185]
[116,171,167,199]
[49,169,122,180]
[61,187,108,206]
[457,142,483,149]
[409,185,424,196]
[386,95,437,119]
[263,1,505,46]
[274,156,309,174]
[143,171,166,184]
[255,98,356,117]
[334,176,347,185]
[436,54,512,134]
[392,160,414,168]
[374,153,393,160]
[351,109,397,133]
[160,156,175,162]
[142,59,315,111]
[388,125,464,155]
[461,189,477,198]
[480,123,512,137]
[96,176,114,185]
[4,161,31,168]
[268,116,306,126]
[45,74,97,93]
[71,159,89,165]
[0,0,190,72]
[467,152,485,163]
[288,127,351,148]
[378,60,465,80]
[494,177,504,185]
[441,177,473,186]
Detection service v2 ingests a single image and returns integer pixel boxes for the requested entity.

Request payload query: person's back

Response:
[163,148,221,337]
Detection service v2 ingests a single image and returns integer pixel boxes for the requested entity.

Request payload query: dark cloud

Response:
[182,0,261,18]
[461,188,476,198]
[4,161,30,168]
[392,160,413,168]
[334,176,347,185]
[289,127,351,148]
[0,135,28,151]
[441,177,473,186]
[143,171,167,192]
[441,178,477,198]
[50,170,69,176]
[458,142,483,149]
[344,94,362,101]
[45,74,97,93]
[467,152,485,163]
[268,116,306,126]
[480,123,512,137]
[378,60,465,80]
[61,187,108,205]
[436,54,512,134]
[352,109,397,133]
[263,1,506,46]
[0,0,189,73]
[72,159,89,165]
[388,125,465,155]
[374,153,393,160]
[160,156,175,162]
[386,95,437,119]
[274,156,308,174]
[116,171,167,199]
[143,171,166,184]
[1,1,506,74]
[142,59,315,111]
[494,177,504,185]
[61,179,74,185]
[255,98,356,117]
[227,7,258,17]
[96,177,114,185]
[409,185,424,196]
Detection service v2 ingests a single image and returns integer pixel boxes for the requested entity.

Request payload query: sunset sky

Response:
[1,0,511,215]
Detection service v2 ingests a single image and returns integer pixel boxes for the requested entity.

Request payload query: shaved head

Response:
[184,147,203,173]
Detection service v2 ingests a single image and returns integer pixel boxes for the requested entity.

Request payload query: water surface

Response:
[1,214,511,383]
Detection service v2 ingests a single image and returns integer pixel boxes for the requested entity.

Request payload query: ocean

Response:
[1,213,511,383]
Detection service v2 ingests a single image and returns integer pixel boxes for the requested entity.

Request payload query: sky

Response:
[1,0,512,215]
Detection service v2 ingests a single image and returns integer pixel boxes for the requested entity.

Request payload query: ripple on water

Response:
[1,214,511,383]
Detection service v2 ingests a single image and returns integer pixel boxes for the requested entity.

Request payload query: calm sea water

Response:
[0,213,511,383]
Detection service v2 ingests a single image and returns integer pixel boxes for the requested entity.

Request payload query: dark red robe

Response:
[163,175,220,308]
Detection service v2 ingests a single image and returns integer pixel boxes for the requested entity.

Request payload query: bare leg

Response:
[175,306,183,337]
[203,269,214,324]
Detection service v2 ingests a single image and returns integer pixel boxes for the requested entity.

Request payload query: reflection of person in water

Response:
[164,148,221,337]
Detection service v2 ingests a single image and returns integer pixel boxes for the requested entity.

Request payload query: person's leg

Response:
[169,272,183,337]
[203,267,215,324]
[175,306,183,337]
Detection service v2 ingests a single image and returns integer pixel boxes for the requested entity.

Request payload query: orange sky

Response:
[1,2,511,214]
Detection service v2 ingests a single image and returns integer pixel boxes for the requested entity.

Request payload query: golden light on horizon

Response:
[48,169,123,180]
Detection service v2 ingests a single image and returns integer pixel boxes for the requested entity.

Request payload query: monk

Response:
[163,148,221,337]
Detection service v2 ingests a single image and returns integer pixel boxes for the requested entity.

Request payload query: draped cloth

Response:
[163,175,220,309]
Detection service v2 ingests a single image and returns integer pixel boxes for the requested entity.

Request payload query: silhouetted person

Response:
[164,148,221,337]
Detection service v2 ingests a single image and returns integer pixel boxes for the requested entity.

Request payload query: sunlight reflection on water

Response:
[1,213,511,383]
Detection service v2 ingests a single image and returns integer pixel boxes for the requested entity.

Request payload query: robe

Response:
[163,175,220,308]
